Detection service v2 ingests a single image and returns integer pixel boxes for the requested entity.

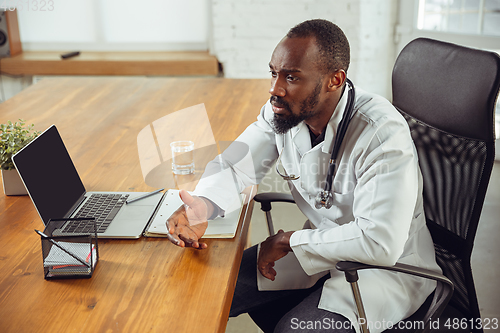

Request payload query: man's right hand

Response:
[165,190,213,249]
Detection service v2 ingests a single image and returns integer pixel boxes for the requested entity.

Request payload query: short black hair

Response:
[287,19,350,74]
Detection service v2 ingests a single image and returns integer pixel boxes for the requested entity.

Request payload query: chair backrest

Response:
[392,38,500,327]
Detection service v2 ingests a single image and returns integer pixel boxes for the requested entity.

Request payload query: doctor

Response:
[166,19,440,333]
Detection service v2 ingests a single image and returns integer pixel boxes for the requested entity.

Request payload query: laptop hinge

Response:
[66,193,87,218]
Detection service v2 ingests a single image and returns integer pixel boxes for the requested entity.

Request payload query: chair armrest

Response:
[253,193,295,212]
[253,193,295,236]
[336,261,452,285]
[336,261,454,333]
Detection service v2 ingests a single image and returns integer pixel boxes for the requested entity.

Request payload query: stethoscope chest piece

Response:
[315,190,334,209]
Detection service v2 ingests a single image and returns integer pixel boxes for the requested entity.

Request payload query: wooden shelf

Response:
[0,51,220,76]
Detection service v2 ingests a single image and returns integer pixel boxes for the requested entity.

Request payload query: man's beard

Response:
[270,82,322,134]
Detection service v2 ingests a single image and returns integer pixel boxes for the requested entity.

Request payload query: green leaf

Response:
[0,119,40,170]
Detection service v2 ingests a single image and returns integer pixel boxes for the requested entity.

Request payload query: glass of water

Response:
[170,141,195,175]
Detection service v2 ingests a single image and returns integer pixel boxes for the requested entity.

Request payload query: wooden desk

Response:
[0,51,219,76]
[0,77,270,332]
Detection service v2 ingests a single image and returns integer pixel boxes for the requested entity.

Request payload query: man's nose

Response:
[269,78,286,97]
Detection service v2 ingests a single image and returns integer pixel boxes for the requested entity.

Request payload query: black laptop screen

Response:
[12,125,86,225]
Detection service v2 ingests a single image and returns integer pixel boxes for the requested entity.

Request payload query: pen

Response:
[165,221,181,246]
[126,188,164,204]
[34,229,90,267]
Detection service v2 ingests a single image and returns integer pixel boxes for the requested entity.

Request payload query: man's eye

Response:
[287,75,298,82]
[270,71,277,78]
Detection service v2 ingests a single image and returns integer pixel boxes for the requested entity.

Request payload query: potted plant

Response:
[1,119,40,195]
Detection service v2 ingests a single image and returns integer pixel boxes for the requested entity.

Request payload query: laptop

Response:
[12,125,164,239]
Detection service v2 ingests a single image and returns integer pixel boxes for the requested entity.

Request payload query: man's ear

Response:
[326,70,346,92]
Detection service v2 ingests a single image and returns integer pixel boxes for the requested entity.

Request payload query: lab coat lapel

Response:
[291,123,311,157]
[322,86,350,155]
[295,86,351,194]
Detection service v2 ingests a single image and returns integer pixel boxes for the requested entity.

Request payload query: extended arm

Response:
[166,103,279,248]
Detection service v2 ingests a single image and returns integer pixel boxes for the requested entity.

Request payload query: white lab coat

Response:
[194,85,441,333]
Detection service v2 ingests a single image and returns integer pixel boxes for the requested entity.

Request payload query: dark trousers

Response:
[229,245,355,333]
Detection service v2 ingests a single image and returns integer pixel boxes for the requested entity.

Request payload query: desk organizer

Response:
[40,218,99,280]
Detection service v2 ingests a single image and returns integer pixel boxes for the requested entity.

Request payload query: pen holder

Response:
[40,218,99,280]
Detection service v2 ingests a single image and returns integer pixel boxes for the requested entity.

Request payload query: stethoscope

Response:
[275,78,356,209]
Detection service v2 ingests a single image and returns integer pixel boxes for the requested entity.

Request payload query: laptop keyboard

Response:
[63,194,129,234]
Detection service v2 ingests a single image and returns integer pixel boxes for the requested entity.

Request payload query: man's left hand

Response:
[257,229,294,281]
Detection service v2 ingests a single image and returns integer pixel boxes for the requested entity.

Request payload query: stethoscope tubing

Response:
[324,78,356,192]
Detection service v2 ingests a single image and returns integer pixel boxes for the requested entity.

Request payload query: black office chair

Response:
[253,38,500,333]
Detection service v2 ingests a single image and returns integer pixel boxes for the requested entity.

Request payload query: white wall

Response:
[210,0,398,99]
[18,0,209,51]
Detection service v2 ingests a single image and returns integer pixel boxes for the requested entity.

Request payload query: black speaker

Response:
[0,9,21,58]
